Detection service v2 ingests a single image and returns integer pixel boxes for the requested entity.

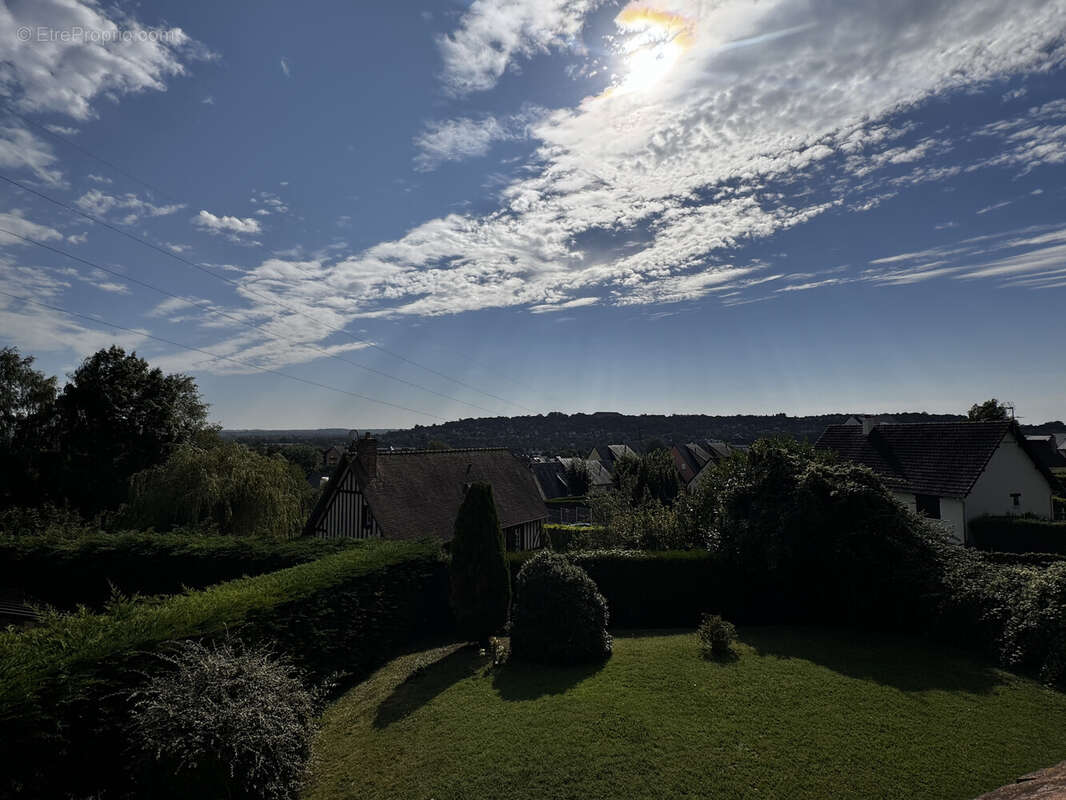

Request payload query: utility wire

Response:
[0,167,533,413]
[0,288,445,420]
[0,226,495,414]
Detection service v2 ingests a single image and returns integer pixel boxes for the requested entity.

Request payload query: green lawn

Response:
[307,629,1066,800]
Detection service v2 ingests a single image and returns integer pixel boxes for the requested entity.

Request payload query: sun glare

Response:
[614,5,694,94]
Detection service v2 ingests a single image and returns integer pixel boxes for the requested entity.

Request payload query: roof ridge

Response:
[379,447,514,455]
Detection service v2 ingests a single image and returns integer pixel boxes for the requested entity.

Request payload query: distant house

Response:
[588,444,637,472]
[305,436,547,551]
[1025,435,1066,469]
[673,440,744,486]
[815,419,1058,543]
[321,445,345,468]
[531,457,613,500]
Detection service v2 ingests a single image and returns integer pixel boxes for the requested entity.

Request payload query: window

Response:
[915,494,941,519]
[1010,492,1021,508]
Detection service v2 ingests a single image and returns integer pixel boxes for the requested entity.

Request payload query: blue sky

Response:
[1,0,1064,429]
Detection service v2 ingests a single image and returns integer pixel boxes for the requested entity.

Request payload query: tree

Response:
[449,482,511,649]
[614,449,682,505]
[563,459,591,496]
[126,443,312,537]
[56,346,209,512]
[0,348,58,507]
[968,399,1009,421]
[426,439,450,451]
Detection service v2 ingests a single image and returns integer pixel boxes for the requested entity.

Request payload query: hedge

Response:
[0,532,361,610]
[542,524,607,552]
[509,549,720,628]
[0,538,448,799]
[970,515,1066,555]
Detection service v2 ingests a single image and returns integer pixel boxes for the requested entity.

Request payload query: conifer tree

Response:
[449,482,511,648]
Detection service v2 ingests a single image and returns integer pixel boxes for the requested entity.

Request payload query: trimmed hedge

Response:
[970,516,1066,555]
[543,524,607,552]
[509,550,720,628]
[0,532,360,610]
[0,538,448,799]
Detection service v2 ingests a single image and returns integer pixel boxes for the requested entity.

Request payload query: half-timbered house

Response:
[304,435,547,550]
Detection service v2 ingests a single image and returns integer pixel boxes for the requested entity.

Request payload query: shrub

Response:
[696,613,737,659]
[450,483,510,648]
[509,549,720,628]
[510,551,611,664]
[970,515,1066,555]
[125,442,313,538]
[0,538,448,799]
[0,531,359,610]
[129,638,314,800]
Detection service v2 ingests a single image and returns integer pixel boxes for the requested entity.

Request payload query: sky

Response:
[0,0,1064,430]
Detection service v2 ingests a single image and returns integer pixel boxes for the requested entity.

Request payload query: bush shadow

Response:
[743,626,1006,694]
[373,646,483,729]
[492,656,606,702]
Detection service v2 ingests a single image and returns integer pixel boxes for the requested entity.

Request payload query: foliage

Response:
[129,638,315,800]
[543,523,607,552]
[0,503,96,538]
[563,458,591,496]
[589,489,706,550]
[0,348,58,507]
[0,538,447,799]
[449,483,510,647]
[55,346,211,513]
[126,442,313,538]
[252,443,323,477]
[696,613,737,659]
[509,549,719,628]
[307,631,1066,800]
[612,448,682,505]
[969,515,1066,555]
[0,530,358,610]
[698,437,949,627]
[968,398,1009,421]
[510,551,611,664]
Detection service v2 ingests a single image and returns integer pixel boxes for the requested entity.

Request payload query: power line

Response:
[0,289,445,421]
[0,167,533,413]
[0,226,496,414]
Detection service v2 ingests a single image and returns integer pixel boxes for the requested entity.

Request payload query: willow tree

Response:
[127,442,310,538]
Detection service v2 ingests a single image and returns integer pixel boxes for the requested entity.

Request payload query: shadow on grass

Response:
[743,626,1006,694]
[492,656,607,702]
[373,647,483,729]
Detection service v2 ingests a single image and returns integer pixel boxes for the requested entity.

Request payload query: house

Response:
[1025,435,1066,469]
[673,440,744,486]
[305,435,547,550]
[815,419,1058,543]
[588,444,637,472]
[321,445,345,468]
[531,457,613,500]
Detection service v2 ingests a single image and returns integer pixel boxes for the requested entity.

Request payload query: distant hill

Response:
[222,414,1062,455]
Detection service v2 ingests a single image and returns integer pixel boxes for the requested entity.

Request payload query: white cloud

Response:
[193,210,262,236]
[0,210,65,246]
[44,123,79,136]
[280,57,291,77]
[414,108,544,170]
[87,173,112,184]
[0,0,214,121]
[437,0,600,95]
[75,190,184,223]
[0,125,64,184]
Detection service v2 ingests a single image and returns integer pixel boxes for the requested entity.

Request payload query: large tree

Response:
[0,348,58,506]
[56,346,209,512]
[968,399,1009,421]
[449,482,511,649]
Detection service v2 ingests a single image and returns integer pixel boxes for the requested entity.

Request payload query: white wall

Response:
[967,434,1054,522]
[894,491,966,543]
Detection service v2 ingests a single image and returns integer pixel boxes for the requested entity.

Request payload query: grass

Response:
[307,628,1066,800]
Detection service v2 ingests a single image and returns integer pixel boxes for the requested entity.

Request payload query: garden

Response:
[2,407,1066,798]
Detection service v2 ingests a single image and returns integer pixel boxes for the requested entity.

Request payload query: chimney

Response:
[861,417,879,436]
[355,433,378,477]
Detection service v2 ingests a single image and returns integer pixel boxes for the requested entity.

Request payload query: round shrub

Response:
[696,613,737,659]
[128,638,315,800]
[510,551,612,664]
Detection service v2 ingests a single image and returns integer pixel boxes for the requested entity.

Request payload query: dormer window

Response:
[1010,493,1021,507]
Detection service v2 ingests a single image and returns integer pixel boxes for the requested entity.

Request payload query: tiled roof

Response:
[815,421,1055,498]
[308,448,547,540]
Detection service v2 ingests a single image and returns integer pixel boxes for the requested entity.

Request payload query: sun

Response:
[614,5,694,94]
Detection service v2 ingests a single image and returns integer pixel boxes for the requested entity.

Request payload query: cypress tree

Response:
[449,482,511,649]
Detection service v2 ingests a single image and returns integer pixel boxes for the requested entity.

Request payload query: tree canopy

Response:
[449,482,510,648]
[968,399,1009,421]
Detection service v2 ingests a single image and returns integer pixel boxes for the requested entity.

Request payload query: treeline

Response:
[380,410,972,453]
[1,346,316,537]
